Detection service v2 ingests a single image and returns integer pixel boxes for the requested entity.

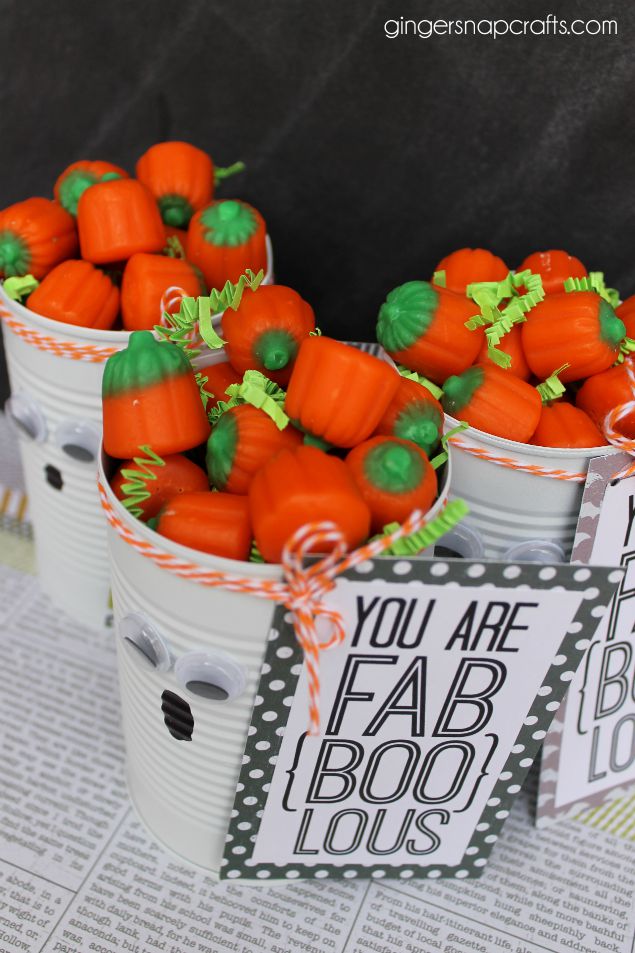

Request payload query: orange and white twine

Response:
[447,436,587,482]
[603,358,635,479]
[99,479,434,735]
[0,304,120,363]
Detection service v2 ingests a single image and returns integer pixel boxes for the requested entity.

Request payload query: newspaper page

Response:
[0,565,634,953]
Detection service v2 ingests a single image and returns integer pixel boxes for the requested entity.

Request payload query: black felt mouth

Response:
[161,689,194,741]
[45,464,63,491]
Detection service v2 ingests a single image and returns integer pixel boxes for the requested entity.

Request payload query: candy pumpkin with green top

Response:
[186,199,267,290]
[373,377,443,455]
[27,260,119,330]
[285,336,400,448]
[441,364,542,443]
[77,178,166,263]
[207,404,303,494]
[0,198,77,279]
[521,291,627,383]
[518,250,587,295]
[432,247,509,294]
[376,281,482,384]
[346,436,437,533]
[576,363,635,437]
[531,402,605,449]
[120,253,205,331]
[156,491,252,560]
[136,141,215,229]
[102,331,210,458]
[249,445,371,563]
[223,284,315,386]
[112,453,209,520]
[54,160,128,216]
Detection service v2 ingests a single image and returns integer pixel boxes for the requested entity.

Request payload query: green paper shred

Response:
[619,337,635,358]
[198,296,226,349]
[397,365,443,400]
[117,446,166,520]
[309,327,323,337]
[430,422,469,469]
[378,498,469,556]
[564,272,620,307]
[3,274,39,301]
[214,161,246,183]
[164,236,186,259]
[486,346,512,369]
[536,364,569,403]
[225,370,289,429]
[432,270,446,288]
[465,270,544,361]
[249,539,264,563]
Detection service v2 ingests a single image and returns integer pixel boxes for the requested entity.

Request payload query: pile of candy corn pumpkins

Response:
[0,141,268,331]
[103,278,444,563]
[376,247,635,449]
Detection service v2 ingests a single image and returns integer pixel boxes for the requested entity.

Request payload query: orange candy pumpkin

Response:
[223,284,315,386]
[0,198,77,279]
[156,491,252,560]
[521,292,626,383]
[136,141,214,229]
[54,160,128,216]
[102,331,210,458]
[531,402,605,449]
[77,178,166,263]
[120,253,204,331]
[285,336,400,447]
[576,363,635,438]
[433,248,509,294]
[373,376,443,456]
[111,453,209,520]
[202,360,242,405]
[186,199,268,290]
[346,436,437,533]
[206,404,303,494]
[376,281,483,384]
[518,250,588,295]
[477,324,531,380]
[441,363,542,443]
[249,445,371,563]
[27,260,119,330]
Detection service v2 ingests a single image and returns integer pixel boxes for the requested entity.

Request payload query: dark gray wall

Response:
[1,0,632,400]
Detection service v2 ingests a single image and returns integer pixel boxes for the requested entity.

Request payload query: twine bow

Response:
[99,480,466,734]
[603,358,635,480]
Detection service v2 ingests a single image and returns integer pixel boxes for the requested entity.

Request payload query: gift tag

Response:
[538,452,635,825]
[223,556,621,879]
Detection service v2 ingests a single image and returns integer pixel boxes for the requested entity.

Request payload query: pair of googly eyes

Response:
[119,612,246,703]
[6,392,100,463]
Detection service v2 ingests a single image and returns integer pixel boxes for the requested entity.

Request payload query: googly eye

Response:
[119,612,171,672]
[175,651,246,702]
[55,420,100,463]
[5,393,47,443]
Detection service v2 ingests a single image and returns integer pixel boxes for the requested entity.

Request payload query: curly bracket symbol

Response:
[282,732,308,813]
[455,733,499,814]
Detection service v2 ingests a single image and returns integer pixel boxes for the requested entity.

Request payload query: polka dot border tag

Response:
[222,557,622,881]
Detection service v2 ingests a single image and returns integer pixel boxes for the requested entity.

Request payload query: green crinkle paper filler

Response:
[249,539,265,563]
[429,421,469,470]
[376,498,469,556]
[214,161,246,184]
[432,270,446,288]
[225,370,289,430]
[537,364,570,404]
[617,337,635,363]
[3,274,39,301]
[564,273,620,308]
[397,365,443,400]
[465,270,545,364]
[117,446,166,520]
